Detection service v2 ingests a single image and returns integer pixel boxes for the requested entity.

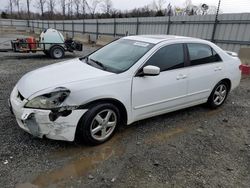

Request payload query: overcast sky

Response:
[1,0,250,14]
[112,0,250,13]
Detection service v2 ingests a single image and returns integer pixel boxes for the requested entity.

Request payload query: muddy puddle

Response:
[37,134,126,187]
[15,128,131,188]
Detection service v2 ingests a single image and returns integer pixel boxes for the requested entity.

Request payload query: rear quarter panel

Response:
[208,41,241,91]
[224,57,242,91]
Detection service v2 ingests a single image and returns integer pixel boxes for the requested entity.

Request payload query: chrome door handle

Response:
[182,75,188,79]
[176,74,187,80]
[214,67,222,71]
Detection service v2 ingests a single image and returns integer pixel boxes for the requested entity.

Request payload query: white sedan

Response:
[9,35,241,145]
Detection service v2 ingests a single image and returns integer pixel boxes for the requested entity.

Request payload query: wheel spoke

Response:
[219,96,223,101]
[215,91,220,96]
[107,121,116,128]
[95,115,103,124]
[101,128,107,137]
[219,85,223,92]
[214,96,220,102]
[105,111,112,122]
[221,90,226,96]
[92,126,102,134]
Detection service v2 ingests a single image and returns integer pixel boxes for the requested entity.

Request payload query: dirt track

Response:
[0,34,250,188]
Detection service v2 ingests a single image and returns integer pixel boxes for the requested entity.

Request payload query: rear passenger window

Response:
[145,44,184,72]
[187,43,222,66]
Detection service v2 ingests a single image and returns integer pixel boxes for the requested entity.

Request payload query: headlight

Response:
[25,88,70,109]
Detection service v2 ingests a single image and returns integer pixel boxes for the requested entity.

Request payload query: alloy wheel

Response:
[90,109,117,141]
[213,84,227,106]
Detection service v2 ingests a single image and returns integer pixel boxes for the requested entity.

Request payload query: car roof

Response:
[123,35,202,44]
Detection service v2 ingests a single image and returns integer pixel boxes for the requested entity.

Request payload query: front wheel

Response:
[76,103,120,145]
[207,81,229,109]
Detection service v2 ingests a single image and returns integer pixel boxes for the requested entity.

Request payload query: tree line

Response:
[1,0,219,20]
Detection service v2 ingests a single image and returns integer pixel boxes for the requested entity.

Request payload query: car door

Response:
[132,43,189,121]
[185,43,224,103]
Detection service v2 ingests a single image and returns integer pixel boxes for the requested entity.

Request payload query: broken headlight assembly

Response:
[25,88,70,109]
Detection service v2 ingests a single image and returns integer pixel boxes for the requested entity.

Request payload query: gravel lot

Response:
[0,34,250,188]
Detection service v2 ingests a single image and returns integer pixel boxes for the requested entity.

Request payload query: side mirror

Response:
[138,65,160,76]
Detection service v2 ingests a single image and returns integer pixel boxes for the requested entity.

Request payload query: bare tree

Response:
[47,0,56,18]
[80,0,87,18]
[67,0,73,18]
[184,0,192,8]
[74,0,81,18]
[14,0,21,17]
[26,0,31,19]
[151,0,166,12]
[101,0,113,15]
[183,0,193,15]
[8,0,14,17]
[36,0,46,18]
[173,6,185,16]
[60,0,66,18]
[86,0,101,18]
[207,5,218,14]
[166,3,173,16]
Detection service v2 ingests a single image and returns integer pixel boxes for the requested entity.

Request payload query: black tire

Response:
[49,46,65,59]
[207,81,229,109]
[43,50,50,57]
[75,103,121,145]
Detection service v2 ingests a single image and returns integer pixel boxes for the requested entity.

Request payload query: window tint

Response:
[145,44,184,72]
[187,43,222,66]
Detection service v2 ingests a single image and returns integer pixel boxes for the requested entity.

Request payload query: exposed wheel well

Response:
[220,78,231,91]
[78,98,128,125]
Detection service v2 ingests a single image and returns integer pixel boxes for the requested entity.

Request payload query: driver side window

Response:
[145,44,185,72]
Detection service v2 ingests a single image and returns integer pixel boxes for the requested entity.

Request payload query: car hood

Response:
[17,58,114,98]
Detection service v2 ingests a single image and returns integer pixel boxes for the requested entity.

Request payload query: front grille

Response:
[17,91,25,101]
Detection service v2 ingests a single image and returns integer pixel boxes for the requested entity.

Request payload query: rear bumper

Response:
[9,87,87,142]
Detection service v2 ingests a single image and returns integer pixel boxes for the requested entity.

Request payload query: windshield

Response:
[86,39,154,73]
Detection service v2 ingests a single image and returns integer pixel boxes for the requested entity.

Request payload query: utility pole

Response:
[215,0,221,19]
[211,0,221,42]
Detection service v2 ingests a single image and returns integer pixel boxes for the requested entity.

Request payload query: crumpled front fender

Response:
[16,108,87,142]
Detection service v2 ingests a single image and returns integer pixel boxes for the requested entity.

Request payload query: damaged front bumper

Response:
[9,87,87,142]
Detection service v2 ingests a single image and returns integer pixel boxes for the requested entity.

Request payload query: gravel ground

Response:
[0,34,250,188]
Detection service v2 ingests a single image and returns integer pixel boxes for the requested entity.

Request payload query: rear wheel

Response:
[50,46,65,59]
[76,103,120,145]
[207,81,229,109]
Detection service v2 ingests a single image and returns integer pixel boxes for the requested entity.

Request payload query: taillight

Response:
[240,64,250,75]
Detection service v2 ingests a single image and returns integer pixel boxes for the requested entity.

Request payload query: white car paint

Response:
[9,35,242,142]
[17,59,114,99]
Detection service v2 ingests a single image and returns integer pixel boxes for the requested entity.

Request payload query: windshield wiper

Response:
[89,58,106,70]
